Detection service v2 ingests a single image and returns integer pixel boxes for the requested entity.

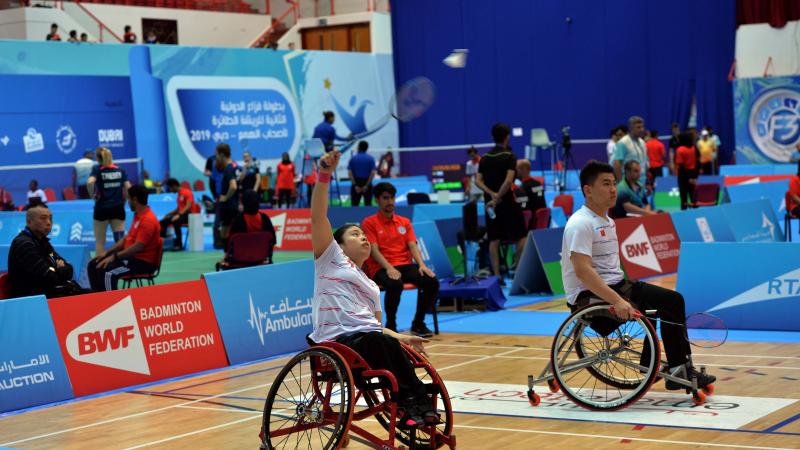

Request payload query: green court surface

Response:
[154,250,313,285]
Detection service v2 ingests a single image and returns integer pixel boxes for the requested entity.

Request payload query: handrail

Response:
[72,0,123,43]
[248,0,298,48]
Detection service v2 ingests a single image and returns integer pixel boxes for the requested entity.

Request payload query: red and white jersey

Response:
[309,239,382,343]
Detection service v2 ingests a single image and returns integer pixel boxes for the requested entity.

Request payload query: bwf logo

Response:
[65,296,151,375]
[621,224,662,272]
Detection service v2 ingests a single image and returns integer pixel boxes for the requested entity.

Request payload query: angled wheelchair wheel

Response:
[261,348,354,450]
[551,304,660,411]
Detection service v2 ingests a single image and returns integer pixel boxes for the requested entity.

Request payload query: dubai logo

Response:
[748,88,800,162]
[56,125,77,154]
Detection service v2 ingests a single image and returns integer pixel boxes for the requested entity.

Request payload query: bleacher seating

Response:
[78,0,258,14]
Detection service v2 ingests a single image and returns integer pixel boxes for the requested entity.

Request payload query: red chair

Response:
[62,187,77,201]
[534,207,551,229]
[691,183,720,208]
[120,238,164,289]
[180,180,191,190]
[553,194,574,216]
[785,191,799,242]
[216,231,275,271]
[43,188,57,203]
[0,273,12,300]
[193,179,205,191]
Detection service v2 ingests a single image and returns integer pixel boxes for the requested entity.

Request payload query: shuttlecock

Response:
[443,49,468,68]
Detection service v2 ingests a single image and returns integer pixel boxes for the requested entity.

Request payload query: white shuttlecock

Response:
[443,49,468,68]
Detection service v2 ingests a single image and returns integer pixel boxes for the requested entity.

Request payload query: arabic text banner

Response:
[203,260,314,365]
[0,295,74,413]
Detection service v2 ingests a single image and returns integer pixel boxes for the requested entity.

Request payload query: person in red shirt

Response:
[787,163,800,221]
[45,23,61,41]
[675,131,698,210]
[362,182,438,337]
[88,185,161,291]
[645,130,666,183]
[276,152,296,208]
[159,178,196,251]
[123,25,137,43]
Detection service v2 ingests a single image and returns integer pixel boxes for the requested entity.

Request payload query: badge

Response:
[397,225,406,235]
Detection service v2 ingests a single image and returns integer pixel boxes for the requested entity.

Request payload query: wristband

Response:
[318,172,332,183]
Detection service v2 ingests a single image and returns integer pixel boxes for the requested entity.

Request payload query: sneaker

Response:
[665,366,716,390]
[411,322,434,338]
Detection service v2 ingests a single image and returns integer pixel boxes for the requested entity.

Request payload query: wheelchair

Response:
[260,340,457,449]
[527,303,715,411]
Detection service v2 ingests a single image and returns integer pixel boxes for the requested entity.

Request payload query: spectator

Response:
[123,25,137,43]
[787,162,800,238]
[144,29,157,44]
[706,126,722,149]
[698,130,717,175]
[215,143,239,247]
[613,116,649,186]
[514,159,546,216]
[606,125,625,164]
[87,147,131,257]
[205,149,225,248]
[348,140,376,207]
[26,179,47,206]
[229,190,276,237]
[276,152,295,208]
[288,42,296,50]
[790,143,800,163]
[88,185,161,291]
[67,30,78,43]
[645,129,666,181]
[0,187,14,211]
[464,146,483,203]
[303,154,317,206]
[475,123,527,285]
[612,160,656,218]
[45,23,61,41]
[362,182,438,337]
[675,131,699,210]
[263,166,276,204]
[377,151,394,178]
[74,151,96,199]
[668,122,681,175]
[80,32,89,43]
[239,151,261,192]
[142,170,162,193]
[159,178,194,251]
[312,111,350,153]
[8,204,82,298]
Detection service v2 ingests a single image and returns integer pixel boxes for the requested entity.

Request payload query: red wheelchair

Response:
[259,340,457,449]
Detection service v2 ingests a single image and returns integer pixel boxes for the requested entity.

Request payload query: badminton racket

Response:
[610,307,728,348]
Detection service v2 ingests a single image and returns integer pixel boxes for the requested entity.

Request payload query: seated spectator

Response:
[144,29,157,44]
[159,178,194,251]
[26,179,47,206]
[788,162,800,238]
[80,32,89,43]
[230,190,276,237]
[612,160,656,218]
[362,182,438,337]
[123,25,137,43]
[8,204,87,298]
[67,30,78,43]
[88,185,161,291]
[46,23,61,41]
[514,159,546,214]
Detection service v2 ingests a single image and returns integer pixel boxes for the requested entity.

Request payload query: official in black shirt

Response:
[475,123,527,283]
[8,204,78,298]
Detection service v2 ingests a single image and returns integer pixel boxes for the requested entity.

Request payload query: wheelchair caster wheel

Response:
[692,390,706,406]
[547,379,560,393]
[702,384,715,396]
[527,390,540,407]
[341,434,350,447]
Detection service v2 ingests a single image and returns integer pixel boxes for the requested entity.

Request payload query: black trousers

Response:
[575,280,691,368]
[160,212,189,246]
[350,178,373,206]
[335,331,425,400]
[678,171,697,210]
[88,257,157,291]
[277,188,293,208]
[373,264,439,326]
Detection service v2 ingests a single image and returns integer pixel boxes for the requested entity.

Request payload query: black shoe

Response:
[396,398,424,428]
[498,277,507,287]
[411,322,434,338]
[665,367,716,390]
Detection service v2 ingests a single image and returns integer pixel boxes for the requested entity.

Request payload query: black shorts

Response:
[219,207,238,226]
[94,204,126,221]
[486,203,527,242]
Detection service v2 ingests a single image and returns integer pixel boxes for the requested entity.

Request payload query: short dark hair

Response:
[491,123,511,144]
[579,160,615,197]
[323,111,335,121]
[373,182,396,198]
[619,125,628,134]
[51,23,58,28]
[358,140,369,152]
[678,131,694,148]
[69,30,77,37]
[124,25,131,32]
[623,159,640,172]
[333,223,360,244]
[128,184,149,205]
[242,189,260,214]
[610,127,618,138]
[671,122,679,129]
[649,129,659,138]
[216,143,231,158]
[467,146,477,155]
[166,178,180,188]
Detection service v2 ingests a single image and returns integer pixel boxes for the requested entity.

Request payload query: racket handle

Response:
[608,306,642,318]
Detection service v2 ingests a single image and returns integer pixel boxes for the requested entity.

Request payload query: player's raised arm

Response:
[311,150,341,258]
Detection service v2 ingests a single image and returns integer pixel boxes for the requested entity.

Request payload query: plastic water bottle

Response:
[487,205,496,220]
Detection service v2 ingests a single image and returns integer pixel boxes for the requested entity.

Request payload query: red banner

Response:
[48,280,228,397]
[615,214,681,279]
[263,208,312,251]
[724,175,793,186]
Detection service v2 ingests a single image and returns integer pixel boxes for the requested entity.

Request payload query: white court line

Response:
[122,415,260,450]
[177,405,261,415]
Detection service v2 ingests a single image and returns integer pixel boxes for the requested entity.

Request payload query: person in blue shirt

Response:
[348,141,377,206]
[312,111,351,152]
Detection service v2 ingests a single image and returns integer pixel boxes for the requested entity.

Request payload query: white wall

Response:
[0,7,28,40]
[278,11,392,54]
[736,20,800,78]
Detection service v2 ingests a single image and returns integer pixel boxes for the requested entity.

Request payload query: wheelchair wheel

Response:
[261,348,354,450]
[551,304,660,411]
[363,346,454,448]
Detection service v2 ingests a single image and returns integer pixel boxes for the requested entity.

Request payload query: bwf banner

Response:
[264,208,312,251]
[615,214,681,279]
[47,281,228,397]
[733,75,800,164]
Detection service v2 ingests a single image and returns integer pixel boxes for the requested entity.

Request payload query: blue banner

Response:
[677,242,800,331]
[0,295,74,413]
[203,260,314,365]
[733,76,800,164]
[670,207,737,243]
[0,211,133,247]
[410,221,453,279]
[722,199,783,242]
[726,179,789,221]
[720,164,796,176]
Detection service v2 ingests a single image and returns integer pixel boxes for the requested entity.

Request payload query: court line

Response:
[177,405,261,415]
[122,415,261,450]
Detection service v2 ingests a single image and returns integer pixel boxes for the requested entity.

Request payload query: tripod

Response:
[558,127,577,192]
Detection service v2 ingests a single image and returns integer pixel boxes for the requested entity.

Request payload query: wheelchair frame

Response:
[527,303,714,411]
[260,341,457,450]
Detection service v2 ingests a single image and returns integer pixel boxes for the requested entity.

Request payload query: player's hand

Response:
[610,302,638,321]
[387,267,401,280]
[401,334,430,357]
[97,255,115,269]
[171,215,179,223]
[319,150,341,173]
[419,265,435,278]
